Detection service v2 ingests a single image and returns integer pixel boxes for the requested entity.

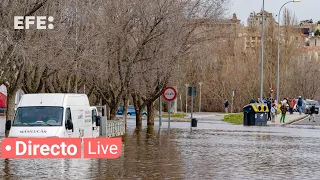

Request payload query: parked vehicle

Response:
[117,105,147,116]
[7,93,101,138]
[304,99,320,114]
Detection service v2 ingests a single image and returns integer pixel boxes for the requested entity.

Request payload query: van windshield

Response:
[12,106,64,126]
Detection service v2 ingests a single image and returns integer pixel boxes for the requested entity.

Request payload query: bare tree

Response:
[0,0,49,120]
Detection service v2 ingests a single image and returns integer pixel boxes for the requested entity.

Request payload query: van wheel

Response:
[127,113,131,116]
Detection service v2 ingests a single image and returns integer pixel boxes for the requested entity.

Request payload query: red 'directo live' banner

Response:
[1,138,122,159]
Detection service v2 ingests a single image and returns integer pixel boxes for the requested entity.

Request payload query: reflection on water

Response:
[1,117,320,179]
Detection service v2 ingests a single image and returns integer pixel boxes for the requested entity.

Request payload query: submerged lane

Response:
[1,116,320,179]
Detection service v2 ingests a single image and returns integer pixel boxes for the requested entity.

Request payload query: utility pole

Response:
[259,0,265,100]
[191,89,194,119]
[180,94,182,113]
[159,97,162,127]
[276,0,301,104]
[74,1,79,93]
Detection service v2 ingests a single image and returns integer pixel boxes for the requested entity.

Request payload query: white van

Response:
[7,93,101,138]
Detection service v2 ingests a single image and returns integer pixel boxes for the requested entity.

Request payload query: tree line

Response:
[0,0,229,129]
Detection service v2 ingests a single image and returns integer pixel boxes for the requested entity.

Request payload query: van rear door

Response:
[91,107,99,137]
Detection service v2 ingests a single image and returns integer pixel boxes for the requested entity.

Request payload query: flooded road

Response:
[1,116,320,179]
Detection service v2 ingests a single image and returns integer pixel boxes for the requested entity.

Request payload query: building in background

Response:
[188,13,245,56]
[247,10,276,29]
[0,84,24,115]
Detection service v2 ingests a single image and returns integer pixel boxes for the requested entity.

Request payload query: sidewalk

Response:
[267,112,308,126]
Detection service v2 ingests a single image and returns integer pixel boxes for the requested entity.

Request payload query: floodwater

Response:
[1,115,320,179]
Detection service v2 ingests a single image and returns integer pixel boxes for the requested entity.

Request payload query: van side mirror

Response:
[96,116,101,126]
[66,119,74,132]
[5,120,11,131]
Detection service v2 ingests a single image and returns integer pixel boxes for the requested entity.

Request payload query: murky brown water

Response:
[1,116,320,179]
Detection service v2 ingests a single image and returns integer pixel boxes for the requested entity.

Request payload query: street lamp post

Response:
[199,82,203,112]
[259,0,265,100]
[276,0,301,104]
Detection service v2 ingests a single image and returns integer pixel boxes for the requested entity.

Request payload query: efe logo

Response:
[14,16,54,29]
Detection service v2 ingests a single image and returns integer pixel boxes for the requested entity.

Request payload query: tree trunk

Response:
[6,91,16,121]
[106,105,110,120]
[5,90,17,137]
[135,128,142,146]
[147,125,154,136]
[101,98,111,120]
[110,106,117,120]
[123,97,129,129]
[146,101,156,127]
[135,109,143,129]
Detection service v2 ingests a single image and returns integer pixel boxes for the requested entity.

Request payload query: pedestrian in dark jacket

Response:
[250,99,256,103]
[224,100,229,113]
[309,104,316,122]
[267,101,272,121]
[297,96,303,115]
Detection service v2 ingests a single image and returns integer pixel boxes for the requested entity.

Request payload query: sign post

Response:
[162,86,177,135]
[270,88,274,101]
[159,97,162,127]
[270,88,274,94]
[188,87,197,127]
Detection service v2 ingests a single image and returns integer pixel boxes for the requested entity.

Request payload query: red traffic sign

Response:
[162,86,177,102]
[270,88,274,93]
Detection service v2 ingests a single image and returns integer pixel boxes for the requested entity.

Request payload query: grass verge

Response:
[222,113,243,125]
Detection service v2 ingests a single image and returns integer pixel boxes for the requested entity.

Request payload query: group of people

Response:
[249,96,310,123]
[249,97,278,122]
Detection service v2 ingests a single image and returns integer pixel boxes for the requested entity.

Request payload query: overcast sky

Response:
[228,0,319,25]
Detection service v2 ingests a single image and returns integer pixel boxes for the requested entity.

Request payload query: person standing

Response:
[271,104,276,123]
[297,96,303,115]
[309,104,316,122]
[257,98,262,103]
[250,98,256,103]
[280,102,287,123]
[292,99,297,111]
[224,100,229,113]
[267,100,272,121]
[289,99,294,114]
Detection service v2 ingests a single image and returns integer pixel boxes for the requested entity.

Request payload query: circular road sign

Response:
[162,86,177,102]
[270,88,274,93]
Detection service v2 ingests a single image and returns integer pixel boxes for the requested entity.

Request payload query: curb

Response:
[282,115,309,126]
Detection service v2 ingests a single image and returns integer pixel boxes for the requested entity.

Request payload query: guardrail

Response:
[106,120,125,137]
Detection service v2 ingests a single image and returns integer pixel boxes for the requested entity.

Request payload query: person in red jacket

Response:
[292,99,296,111]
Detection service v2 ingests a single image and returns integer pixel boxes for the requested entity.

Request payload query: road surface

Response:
[292,114,320,125]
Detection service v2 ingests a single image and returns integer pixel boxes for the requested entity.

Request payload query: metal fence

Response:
[107,120,125,137]
[94,105,126,137]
